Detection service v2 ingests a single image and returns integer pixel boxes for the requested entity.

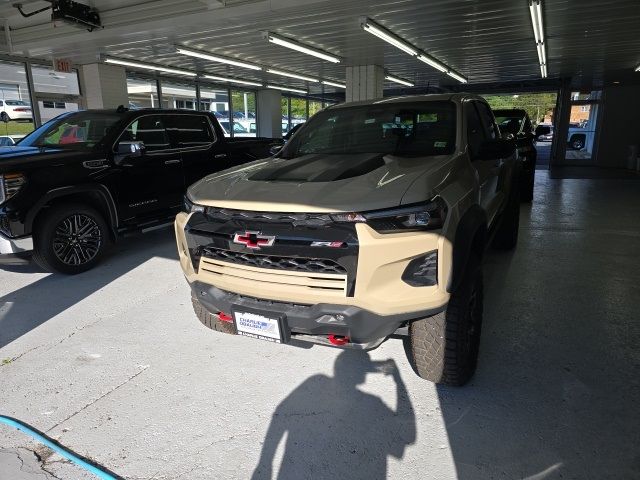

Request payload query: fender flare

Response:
[447,205,487,293]
[25,183,118,234]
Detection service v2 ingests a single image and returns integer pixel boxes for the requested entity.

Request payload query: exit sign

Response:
[53,58,73,73]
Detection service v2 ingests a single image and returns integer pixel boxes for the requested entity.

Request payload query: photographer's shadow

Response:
[252,350,416,480]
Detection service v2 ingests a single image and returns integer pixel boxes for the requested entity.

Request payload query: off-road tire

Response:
[191,291,237,335]
[33,203,111,274]
[492,170,521,250]
[405,257,483,386]
[569,135,585,150]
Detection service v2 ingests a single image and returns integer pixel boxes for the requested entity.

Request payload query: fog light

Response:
[402,251,438,287]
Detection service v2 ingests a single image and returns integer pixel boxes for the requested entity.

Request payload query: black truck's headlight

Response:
[364,197,447,233]
[0,173,26,205]
[183,194,205,213]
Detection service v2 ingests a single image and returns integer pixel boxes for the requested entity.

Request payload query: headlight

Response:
[183,194,205,213]
[0,173,26,205]
[331,197,447,233]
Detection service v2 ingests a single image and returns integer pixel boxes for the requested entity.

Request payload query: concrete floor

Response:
[1,171,639,479]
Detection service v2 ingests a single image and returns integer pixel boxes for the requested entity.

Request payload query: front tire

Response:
[1,112,10,123]
[33,203,111,274]
[406,257,483,386]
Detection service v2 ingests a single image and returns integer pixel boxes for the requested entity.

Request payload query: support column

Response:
[346,65,384,103]
[79,63,129,109]
[256,88,282,138]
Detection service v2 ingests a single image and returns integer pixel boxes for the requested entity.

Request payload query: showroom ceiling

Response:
[0,0,638,93]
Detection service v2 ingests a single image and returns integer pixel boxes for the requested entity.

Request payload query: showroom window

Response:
[0,60,36,137]
[290,97,307,129]
[281,97,290,135]
[31,64,80,124]
[127,75,160,109]
[160,80,196,110]
[199,85,230,136]
[309,100,323,118]
[231,90,256,137]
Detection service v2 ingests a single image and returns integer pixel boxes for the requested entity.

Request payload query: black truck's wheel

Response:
[33,203,110,274]
[569,135,585,150]
[191,292,237,335]
[406,257,483,386]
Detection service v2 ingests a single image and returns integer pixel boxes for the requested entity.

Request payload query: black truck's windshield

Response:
[19,111,124,149]
[285,101,456,158]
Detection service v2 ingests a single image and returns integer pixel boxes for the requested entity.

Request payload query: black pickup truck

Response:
[0,108,281,273]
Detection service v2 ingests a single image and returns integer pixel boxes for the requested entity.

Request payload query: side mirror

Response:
[114,141,145,165]
[477,139,516,160]
[269,145,283,156]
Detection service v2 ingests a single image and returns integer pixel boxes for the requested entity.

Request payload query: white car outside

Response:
[0,99,32,122]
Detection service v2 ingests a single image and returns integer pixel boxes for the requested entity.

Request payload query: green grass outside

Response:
[0,121,36,137]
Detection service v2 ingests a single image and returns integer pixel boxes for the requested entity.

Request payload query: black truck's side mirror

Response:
[477,139,516,160]
[114,141,145,165]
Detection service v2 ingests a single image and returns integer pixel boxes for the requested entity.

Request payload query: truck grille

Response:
[198,257,348,296]
[202,247,347,275]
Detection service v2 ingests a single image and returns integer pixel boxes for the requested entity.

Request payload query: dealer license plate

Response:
[233,310,285,343]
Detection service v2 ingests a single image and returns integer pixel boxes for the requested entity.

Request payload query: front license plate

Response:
[233,310,285,343]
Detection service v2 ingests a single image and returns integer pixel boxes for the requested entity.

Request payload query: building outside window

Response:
[126,76,160,109]
[200,86,230,136]
[290,97,307,127]
[0,60,36,138]
[231,90,256,137]
[309,100,323,118]
[31,64,80,123]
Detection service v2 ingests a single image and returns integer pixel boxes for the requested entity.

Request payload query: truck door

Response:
[165,113,231,187]
[113,114,185,222]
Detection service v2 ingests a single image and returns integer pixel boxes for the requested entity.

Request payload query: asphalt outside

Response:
[1,171,639,479]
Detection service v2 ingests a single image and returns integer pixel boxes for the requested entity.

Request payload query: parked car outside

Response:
[0,100,33,122]
[176,93,521,386]
[535,123,553,142]
[493,108,537,202]
[0,135,25,146]
[0,107,282,273]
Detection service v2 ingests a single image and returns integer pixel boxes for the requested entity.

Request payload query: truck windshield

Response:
[285,101,456,158]
[19,111,124,149]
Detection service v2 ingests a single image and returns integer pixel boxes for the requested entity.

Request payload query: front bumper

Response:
[191,281,445,348]
[0,232,33,255]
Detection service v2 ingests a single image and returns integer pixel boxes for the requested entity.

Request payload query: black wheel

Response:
[405,256,483,386]
[33,203,111,274]
[569,135,585,150]
[492,169,521,250]
[191,291,237,335]
[1,112,9,123]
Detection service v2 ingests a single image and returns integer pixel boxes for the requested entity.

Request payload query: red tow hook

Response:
[217,312,233,323]
[328,334,350,346]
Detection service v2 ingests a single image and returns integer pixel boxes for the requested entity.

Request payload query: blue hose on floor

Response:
[0,415,122,479]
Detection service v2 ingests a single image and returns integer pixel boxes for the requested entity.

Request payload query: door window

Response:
[165,115,215,149]
[465,102,486,159]
[120,115,170,152]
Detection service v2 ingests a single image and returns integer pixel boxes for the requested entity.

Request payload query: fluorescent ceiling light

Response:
[529,0,548,78]
[104,58,196,76]
[176,47,261,71]
[267,68,319,83]
[322,80,346,89]
[361,18,418,56]
[417,54,447,73]
[265,31,341,64]
[385,75,414,87]
[446,70,468,84]
[266,84,307,95]
[202,75,263,87]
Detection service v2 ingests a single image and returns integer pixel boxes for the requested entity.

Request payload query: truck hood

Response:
[188,152,454,213]
[0,146,93,170]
